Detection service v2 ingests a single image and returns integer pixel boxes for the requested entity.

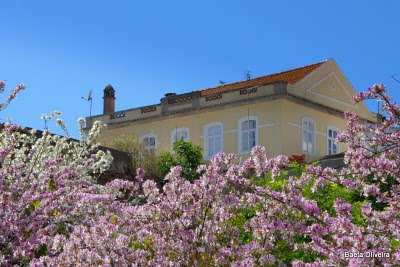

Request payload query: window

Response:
[139,134,157,155]
[204,122,223,159]
[238,116,258,154]
[302,118,316,155]
[171,128,189,152]
[327,127,339,155]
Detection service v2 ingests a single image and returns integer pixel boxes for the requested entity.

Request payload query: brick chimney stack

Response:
[103,84,116,114]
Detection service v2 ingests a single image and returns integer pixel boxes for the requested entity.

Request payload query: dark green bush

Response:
[157,139,203,182]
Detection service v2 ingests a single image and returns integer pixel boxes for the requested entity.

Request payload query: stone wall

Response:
[316,152,345,170]
[97,145,134,184]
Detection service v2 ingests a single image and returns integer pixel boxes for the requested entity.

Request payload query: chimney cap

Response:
[104,84,115,92]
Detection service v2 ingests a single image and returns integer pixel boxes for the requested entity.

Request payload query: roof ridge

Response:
[197,60,327,93]
[252,59,327,80]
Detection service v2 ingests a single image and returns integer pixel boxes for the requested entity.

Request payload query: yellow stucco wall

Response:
[97,100,283,158]
[97,98,349,162]
[94,59,377,162]
[281,100,348,161]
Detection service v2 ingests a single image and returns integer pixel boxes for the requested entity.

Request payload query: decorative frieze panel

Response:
[240,87,258,95]
[141,106,157,114]
[110,111,125,119]
[205,93,222,102]
[168,95,192,104]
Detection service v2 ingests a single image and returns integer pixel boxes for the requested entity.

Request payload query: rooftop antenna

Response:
[81,89,93,120]
[246,71,251,81]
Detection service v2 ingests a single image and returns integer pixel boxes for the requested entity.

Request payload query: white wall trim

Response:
[305,72,359,109]
[259,122,274,128]
[238,116,259,155]
[288,122,301,129]
[224,129,238,134]
[288,122,325,136]
[203,122,224,160]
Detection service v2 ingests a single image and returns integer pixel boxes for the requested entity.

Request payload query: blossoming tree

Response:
[1,80,399,266]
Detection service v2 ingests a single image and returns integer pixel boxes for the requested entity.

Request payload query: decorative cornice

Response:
[140,106,157,114]
[240,87,258,95]
[95,78,376,130]
[110,111,125,119]
[205,93,222,102]
[167,95,192,104]
[102,91,376,130]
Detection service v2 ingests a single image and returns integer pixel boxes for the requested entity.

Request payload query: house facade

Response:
[87,59,378,162]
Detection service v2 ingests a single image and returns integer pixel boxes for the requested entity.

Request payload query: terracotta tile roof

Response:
[199,60,327,96]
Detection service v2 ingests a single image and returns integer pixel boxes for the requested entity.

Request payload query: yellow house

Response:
[87,59,378,162]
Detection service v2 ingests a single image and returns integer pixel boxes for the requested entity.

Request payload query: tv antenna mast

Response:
[246,70,252,81]
[81,89,93,119]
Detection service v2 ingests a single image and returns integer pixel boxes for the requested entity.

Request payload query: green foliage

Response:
[56,221,71,238]
[108,134,163,184]
[273,238,323,265]
[288,161,308,177]
[229,204,323,264]
[157,139,203,182]
[302,182,367,226]
[364,173,399,211]
[391,239,400,250]
[34,244,48,258]
[24,199,41,217]
[248,162,368,262]
[31,199,41,210]
[252,161,368,227]
[229,206,258,244]
[49,179,57,191]
[250,169,289,190]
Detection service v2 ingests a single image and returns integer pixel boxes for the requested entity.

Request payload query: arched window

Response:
[171,128,189,152]
[238,116,258,154]
[204,122,223,159]
[302,118,316,156]
[139,133,157,155]
[327,127,340,155]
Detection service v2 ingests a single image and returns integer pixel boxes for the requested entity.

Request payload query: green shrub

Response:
[107,135,163,184]
[157,139,203,182]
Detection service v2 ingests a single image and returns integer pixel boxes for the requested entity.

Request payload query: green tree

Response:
[157,139,203,182]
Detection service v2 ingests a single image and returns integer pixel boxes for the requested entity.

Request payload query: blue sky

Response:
[1,1,399,138]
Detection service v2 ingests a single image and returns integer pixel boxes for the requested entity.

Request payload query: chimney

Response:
[103,84,116,114]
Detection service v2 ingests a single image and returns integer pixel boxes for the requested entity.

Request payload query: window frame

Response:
[302,117,316,156]
[139,133,158,155]
[203,122,224,160]
[238,116,258,155]
[170,127,190,152]
[326,126,340,155]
